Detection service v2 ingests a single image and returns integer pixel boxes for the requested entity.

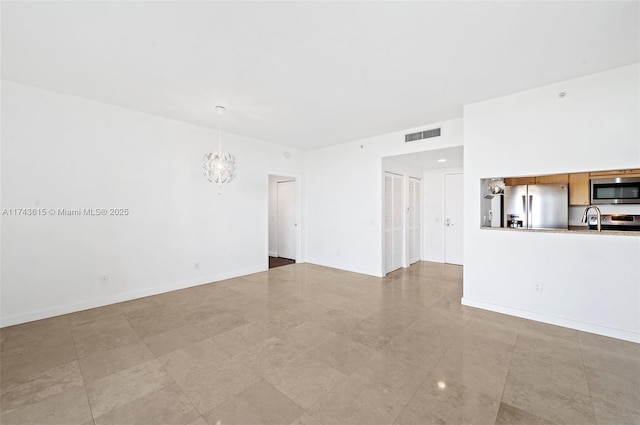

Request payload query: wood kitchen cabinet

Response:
[589,170,625,177]
[535,174,569,184]
[590,169,640,178]
[498,168,639,208]
[505,174,569,186]
[569,173,590,205]
[504,176,536,186]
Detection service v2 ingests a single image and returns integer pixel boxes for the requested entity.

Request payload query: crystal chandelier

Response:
[203,106,236,193]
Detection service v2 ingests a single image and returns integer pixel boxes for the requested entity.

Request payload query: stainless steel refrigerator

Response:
[503,184,568,229]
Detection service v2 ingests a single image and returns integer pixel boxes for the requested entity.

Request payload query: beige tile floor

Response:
[1,261,639,425]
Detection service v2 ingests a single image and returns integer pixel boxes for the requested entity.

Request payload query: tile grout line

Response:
[150,348,204,424]
[135,303,238,423]
[134,314,205,420]
[386,311,462,425]
[66,313,96,425]
[493,319,521,425]
[78,306,186,423]
[577,333,600,425]
[143,326,238,420]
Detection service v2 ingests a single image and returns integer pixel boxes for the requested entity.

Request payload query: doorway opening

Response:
[268,175,299,269]
[382,146,464,274]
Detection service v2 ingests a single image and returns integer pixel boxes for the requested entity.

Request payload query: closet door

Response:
[384,172,403,274]
[407,177,421,265]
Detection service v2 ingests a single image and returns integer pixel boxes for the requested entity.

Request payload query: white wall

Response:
[1,80,304,326]
[422,166,464,263]
[463,63,640,342]
[305,119,463,277]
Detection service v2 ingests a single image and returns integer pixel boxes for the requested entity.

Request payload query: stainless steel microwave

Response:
[591,177,640,204]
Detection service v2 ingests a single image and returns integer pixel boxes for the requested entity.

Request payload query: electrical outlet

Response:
[99,275,109,285]
[194,262,200,270]
[535,282,543,293]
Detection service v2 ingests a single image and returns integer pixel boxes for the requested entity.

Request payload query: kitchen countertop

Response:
[481,226,640,236]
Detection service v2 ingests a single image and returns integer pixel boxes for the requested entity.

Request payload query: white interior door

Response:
[407,177,421,265]
[444,173,464,265]
[277,180,296,260]
[384,172,403,274]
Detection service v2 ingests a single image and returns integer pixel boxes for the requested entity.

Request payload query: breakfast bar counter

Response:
[480,226,640,237]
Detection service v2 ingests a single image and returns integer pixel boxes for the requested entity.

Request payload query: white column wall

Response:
[305,119,463,277]
[463,63,640,342]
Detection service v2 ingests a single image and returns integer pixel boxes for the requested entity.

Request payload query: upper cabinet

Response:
[568,173,590,206]
[501,169,640,206]
[535,174,569,184]
[504,174,568,185]
[504,176,536,186]
[590,169,640,178]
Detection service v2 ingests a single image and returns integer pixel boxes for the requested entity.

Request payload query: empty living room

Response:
[1,1,639,425]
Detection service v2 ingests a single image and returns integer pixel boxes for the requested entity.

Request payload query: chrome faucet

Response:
[581,205,602,232]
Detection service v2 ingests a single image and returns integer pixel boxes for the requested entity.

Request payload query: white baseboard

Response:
[1,265,266,328]
[304,258,384,278]
[421,255,444,263]
[461,297,640,344]
[269,251,278,257]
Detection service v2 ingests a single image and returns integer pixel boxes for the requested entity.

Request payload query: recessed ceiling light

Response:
[437,159,447,162]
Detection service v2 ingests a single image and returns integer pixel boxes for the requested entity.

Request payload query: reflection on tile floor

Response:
[1,262,638,425]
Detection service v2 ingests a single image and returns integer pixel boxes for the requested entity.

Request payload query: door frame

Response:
[267,172,302,268]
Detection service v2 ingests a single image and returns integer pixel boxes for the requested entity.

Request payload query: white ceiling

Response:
[2,1,638,150]
[386,146,464,171]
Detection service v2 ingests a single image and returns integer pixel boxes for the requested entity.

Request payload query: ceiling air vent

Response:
[405,131,423,142]
[423,128,441,139]
[404,127,441,142]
